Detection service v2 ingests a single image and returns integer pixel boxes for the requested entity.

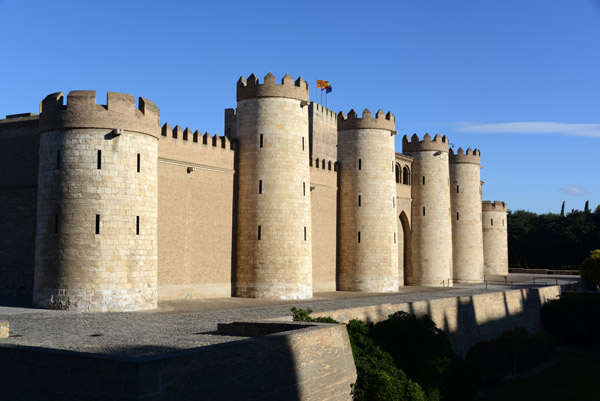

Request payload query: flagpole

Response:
[326,91,327,109]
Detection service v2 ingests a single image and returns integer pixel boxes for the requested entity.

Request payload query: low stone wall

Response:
[0,321,356,400]
[312,286,561,356]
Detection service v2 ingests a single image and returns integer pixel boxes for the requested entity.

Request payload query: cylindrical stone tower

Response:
[34,91,160,311]
[403,134,453,286]
[338,109,399,292]
[450,147,484,283]
[482,200,509,276]
[235,73,312,299]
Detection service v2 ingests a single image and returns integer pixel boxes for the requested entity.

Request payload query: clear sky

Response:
[1,0,598,214]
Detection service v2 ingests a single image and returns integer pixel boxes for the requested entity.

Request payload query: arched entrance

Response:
[398,211,412,286]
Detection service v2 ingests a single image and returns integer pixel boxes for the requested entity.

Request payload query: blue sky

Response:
[1,0,598,214]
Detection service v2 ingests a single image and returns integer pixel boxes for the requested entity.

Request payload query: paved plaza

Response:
[0,274,579,358]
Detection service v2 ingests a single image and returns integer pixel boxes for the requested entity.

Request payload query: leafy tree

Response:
[560,201,565,217]
[580,249,600,290]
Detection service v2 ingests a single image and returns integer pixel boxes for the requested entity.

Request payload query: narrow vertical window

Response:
[457,185,459,193]
[457,212,460,221]
[258,225,261,240]
[491,218,494,226]
[423,206,426,216]
[97,150,102,169]
[422,176,426,185]
[502,219,505,226]
[95,214,100,234]
[393,197,395,208]
[304,226,307,241]
[358,231,361,243]
[392,161,394,171]
[358,195,361,207]
[302,137,305,151]
[54,214,59,234]
[260,134,263,148]
[136,216,140,235]
[303,182,306,196]
[358,159,361,170]
[56,150,61,170]
[394,232,396,244]
[137,153,141,173]
[259,180,262,194]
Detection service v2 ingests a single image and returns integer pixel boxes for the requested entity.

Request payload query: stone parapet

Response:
[482,200,507,212]
[337,109,395,132]
[237,73,309,102]
[402,133,449,153]
[450,147,481,164]
[39,91,160,138]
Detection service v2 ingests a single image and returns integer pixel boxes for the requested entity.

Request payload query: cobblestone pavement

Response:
[0,274,579,358]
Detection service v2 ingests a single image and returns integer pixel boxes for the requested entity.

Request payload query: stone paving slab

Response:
[0,274,579,358]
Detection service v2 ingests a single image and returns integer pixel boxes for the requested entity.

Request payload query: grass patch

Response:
[477,348,600,401]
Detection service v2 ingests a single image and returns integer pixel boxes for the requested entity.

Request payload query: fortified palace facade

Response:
[0,73,508,311]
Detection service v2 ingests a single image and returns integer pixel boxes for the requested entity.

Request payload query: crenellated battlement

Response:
[237,73,309,102]
[160,123,233,150]
[310,158,338,172]
[402,133,449,153]
[482,200,507,212]
[39,91,160,138]
[310,102,337,122]
[337,109,395,132]
[450,147,481,164]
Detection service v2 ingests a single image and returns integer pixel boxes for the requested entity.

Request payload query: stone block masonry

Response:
[235,73,313,299]
[0,321,8,338]
[0,71,510,308]
[33,91,159,311]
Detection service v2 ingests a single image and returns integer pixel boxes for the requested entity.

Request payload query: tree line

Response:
[507,202,600,269]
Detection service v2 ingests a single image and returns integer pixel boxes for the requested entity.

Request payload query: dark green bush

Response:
[494,327,555,374]
[370,311,477,401]
[580,249,600,290]
[291,308,427,401]
[541,293,600,346]
[465,341,509,384]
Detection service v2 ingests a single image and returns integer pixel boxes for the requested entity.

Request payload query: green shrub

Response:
[494,327,555,374]
[291,308,427,401]
[580,249,600,290]
[370,311,477,401]
[541,293,600,346]
[465,341,509,384]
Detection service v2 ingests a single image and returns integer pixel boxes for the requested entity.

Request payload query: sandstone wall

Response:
[403,135,453,286]
[310,161,338,292]
[0,114,39,296]
[157,125,235,300]
[308,102,338,161]
[235,75,312,299]
[450,150,484,283]
[338,111,399,292]
[33,91,159,311]
[483,201,509,276]
[313,285,561,357]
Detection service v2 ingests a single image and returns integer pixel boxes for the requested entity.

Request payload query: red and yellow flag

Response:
[317,80,329,89]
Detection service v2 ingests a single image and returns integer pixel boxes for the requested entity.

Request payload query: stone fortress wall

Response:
[450,148,485,283]
[338,109,399,291]
[0,72,509,310]
[482,200,509,276]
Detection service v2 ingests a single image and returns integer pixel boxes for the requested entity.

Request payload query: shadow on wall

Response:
[313,286,560,357]
[0,322,356,401]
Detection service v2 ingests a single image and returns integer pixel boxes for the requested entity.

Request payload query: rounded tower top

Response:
[450,147,481,164]
[482,200,507,212]
[337,108,395,132]
[236,73,309,102]
[402,133,449,153]
[39,91,160,138]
